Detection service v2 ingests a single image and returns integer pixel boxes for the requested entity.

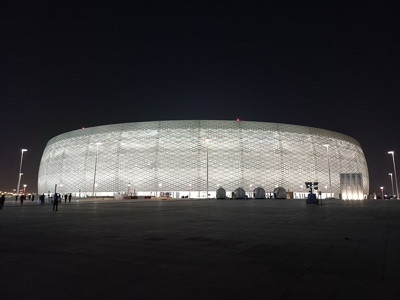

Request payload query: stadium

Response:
[38,120,369,199]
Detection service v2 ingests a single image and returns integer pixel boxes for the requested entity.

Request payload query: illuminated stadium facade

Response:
[38,120,369,199]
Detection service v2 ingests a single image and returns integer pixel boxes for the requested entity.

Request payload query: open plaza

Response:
[1,197,400,299]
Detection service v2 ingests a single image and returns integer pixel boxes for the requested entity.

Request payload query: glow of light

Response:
[388,151,394,154]
[236,118,240,121]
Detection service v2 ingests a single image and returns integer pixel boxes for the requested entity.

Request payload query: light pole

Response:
[323,144,331,198]
[204,138,211,198]
[158,183,162,197]
[92,142,102,197]
[380,186,384,200]
[16,149,28,195]
[389,173,394,198]
[388,151,399,199]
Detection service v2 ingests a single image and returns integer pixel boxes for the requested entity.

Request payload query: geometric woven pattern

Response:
[38,120,369,198]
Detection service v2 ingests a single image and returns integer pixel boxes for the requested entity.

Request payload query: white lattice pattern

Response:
[38,120,369,198]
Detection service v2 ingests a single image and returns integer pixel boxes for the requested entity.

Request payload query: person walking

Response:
[32,194,35,202]
[64,194,68,203]
[53,193,59,211]
[68,193,72,203]
[39,194,45,205]
[0,194,5,210]
[20,194,25,205]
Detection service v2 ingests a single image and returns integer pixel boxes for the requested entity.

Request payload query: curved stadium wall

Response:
[38,120,369,199]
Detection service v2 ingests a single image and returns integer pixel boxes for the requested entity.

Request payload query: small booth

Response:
[216,187,226,199]
[233,187,246,199]
[273,187,287,199]
[253,187,266,199]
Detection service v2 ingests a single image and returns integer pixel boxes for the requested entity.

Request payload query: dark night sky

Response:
[1,1,399,194]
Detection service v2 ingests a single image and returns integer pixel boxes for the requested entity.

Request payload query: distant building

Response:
[38,120,369,199]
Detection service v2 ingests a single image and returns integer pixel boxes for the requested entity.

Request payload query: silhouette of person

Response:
[64,194,68,203]
[0,194,5,210]
[53,193,59,211]
[20,194,25,205]
[40,194,45,205]
[32,194,35,202]
[68,193,72,203]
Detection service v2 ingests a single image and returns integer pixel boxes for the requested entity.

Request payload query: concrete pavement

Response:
[1,197,400,299]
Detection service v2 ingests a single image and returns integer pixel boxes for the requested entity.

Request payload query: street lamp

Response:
[158,183,162,197]
[388,151,399,199]
[389,173,394,198]
[204,138,211,198]
[16,148,28,195]
[92,142,102,197]
[380,186,384,200]
[323,144,331,198]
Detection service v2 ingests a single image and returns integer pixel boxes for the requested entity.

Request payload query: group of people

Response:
[0,193,73,211]
[15,194,35,205]
[2,193,32,208]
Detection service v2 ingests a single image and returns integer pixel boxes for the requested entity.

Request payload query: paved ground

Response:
[1,197,400,299]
